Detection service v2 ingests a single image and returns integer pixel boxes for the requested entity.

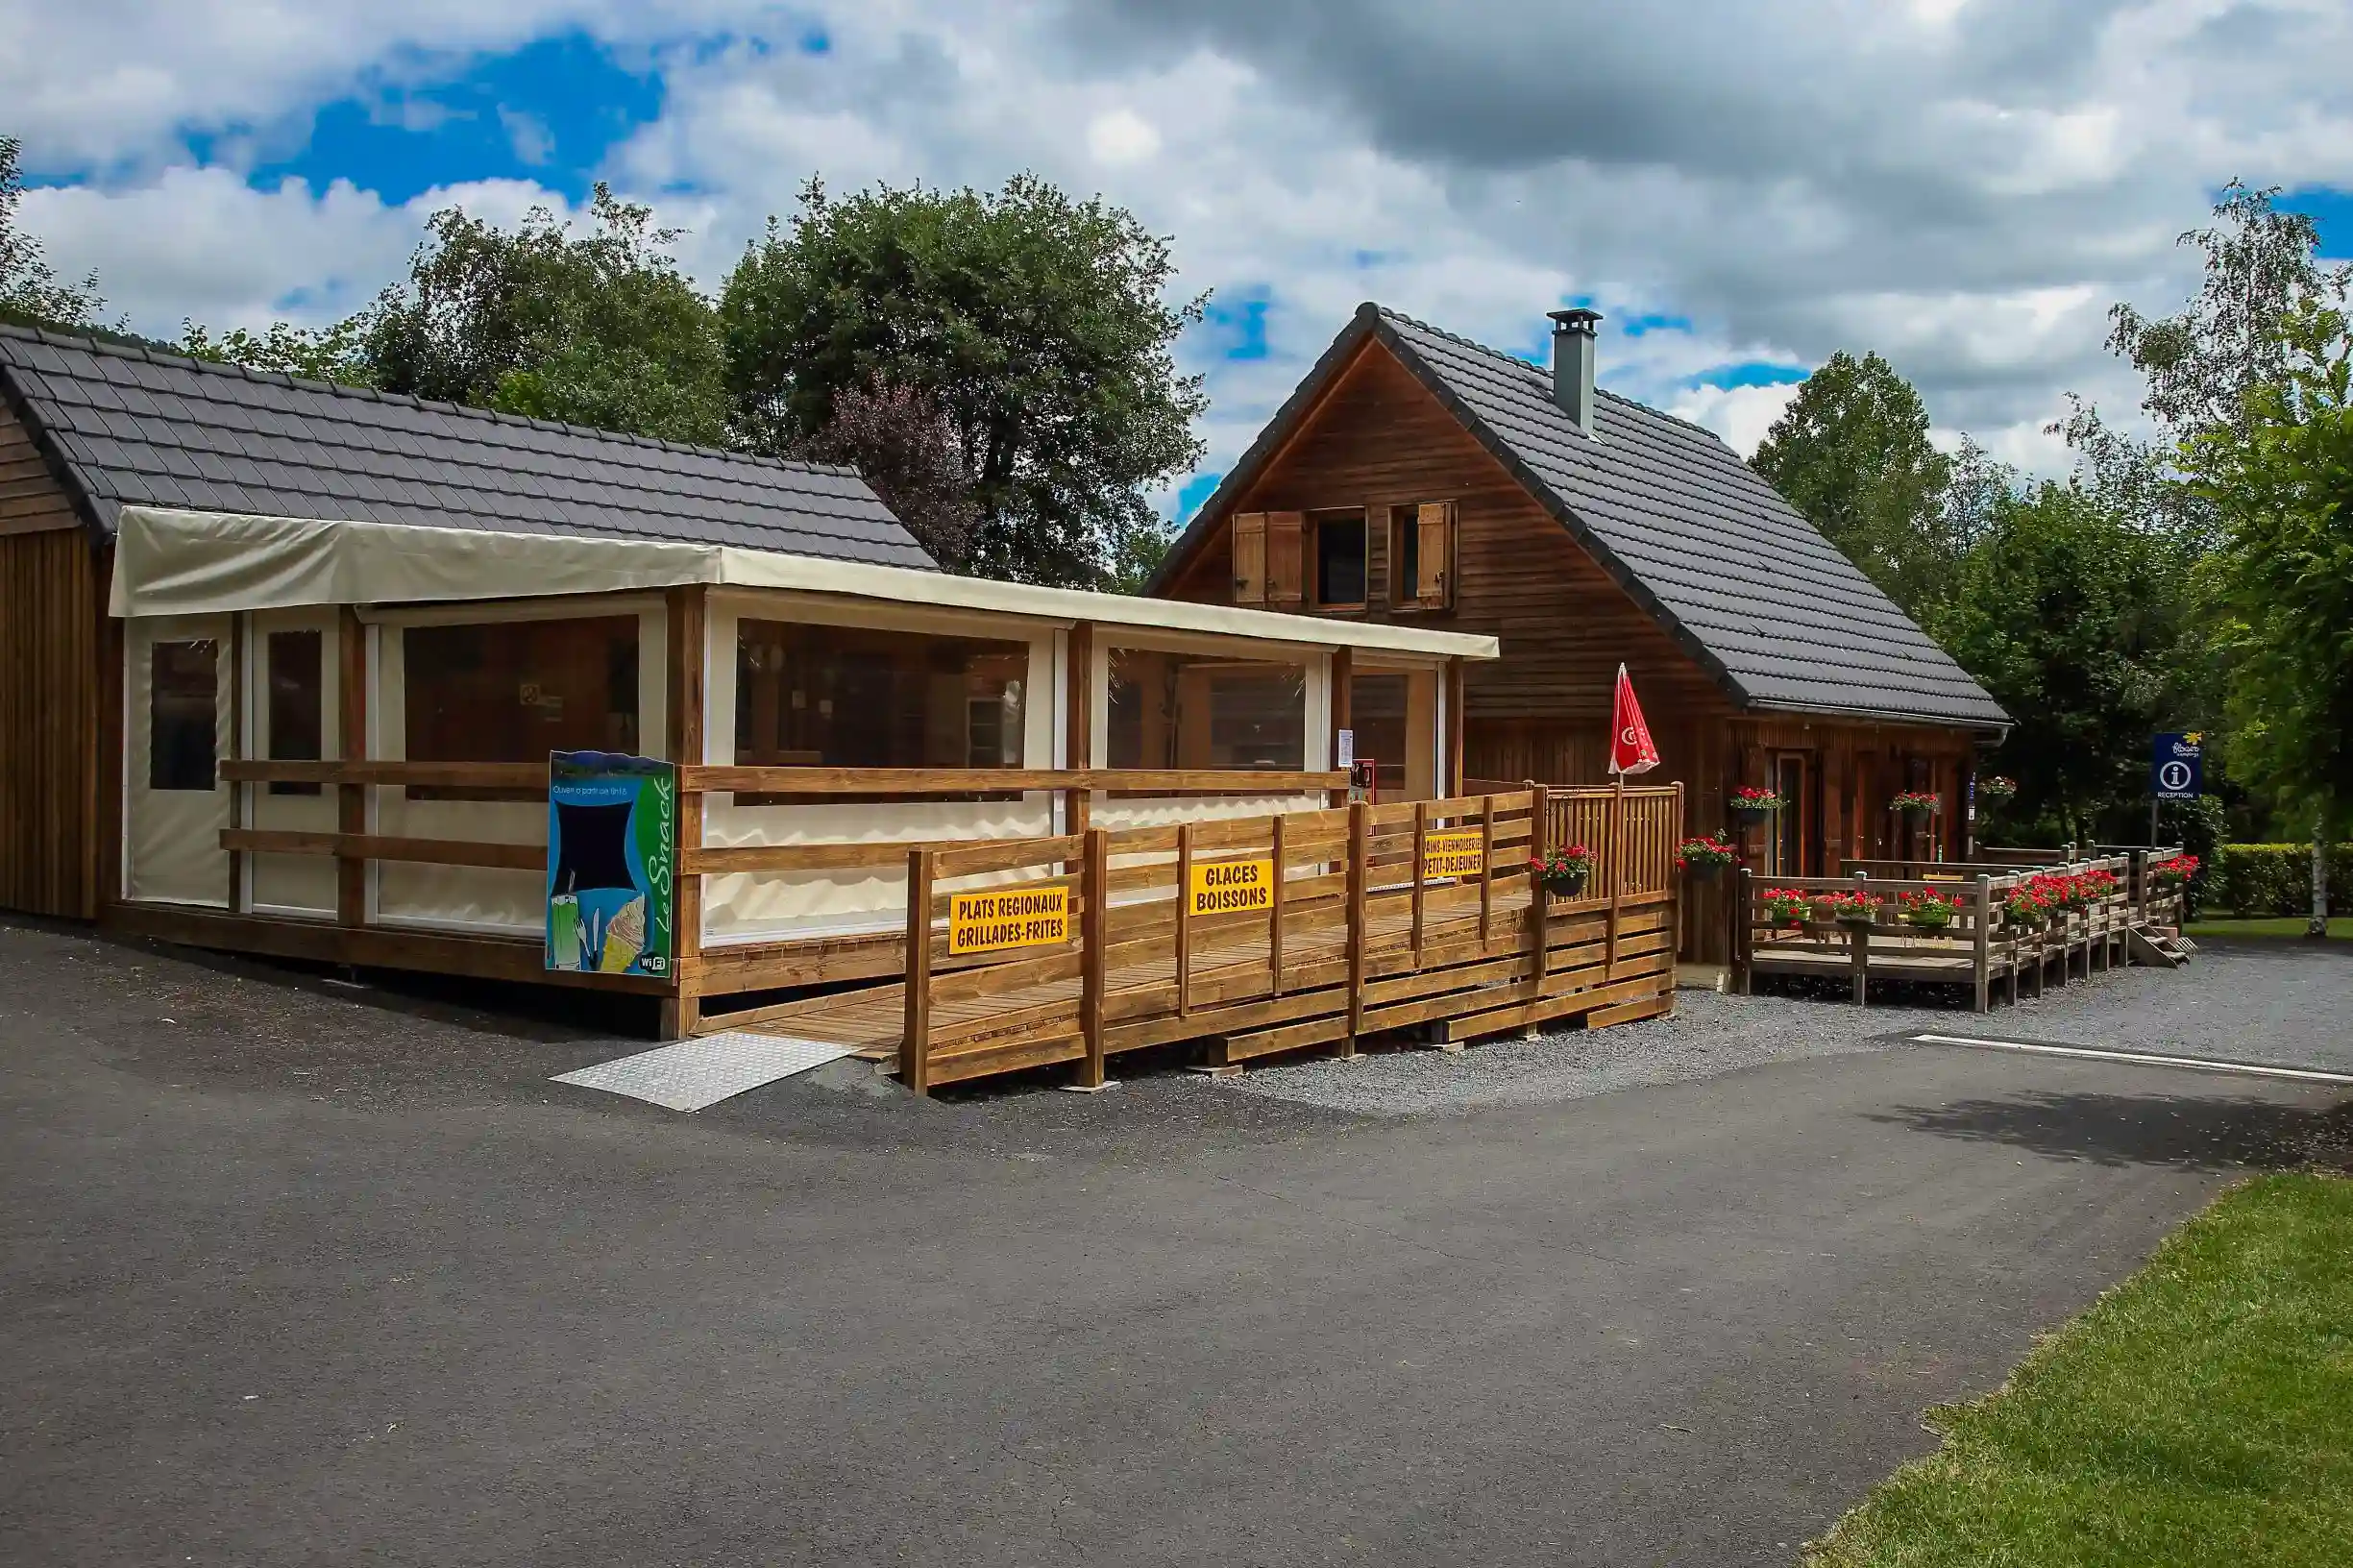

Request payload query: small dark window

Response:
[149,639,218,792]
[1394,513,1419,599]
[1312,514,1367,607]
[266,629,324,796]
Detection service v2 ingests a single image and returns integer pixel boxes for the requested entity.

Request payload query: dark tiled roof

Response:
[0,323,937,570]
[1158,304,2009,730]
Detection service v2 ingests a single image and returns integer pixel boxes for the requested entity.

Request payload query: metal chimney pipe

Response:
[1548,307,1603,435]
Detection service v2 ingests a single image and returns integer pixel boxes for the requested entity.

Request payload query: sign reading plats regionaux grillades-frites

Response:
[946,886,1069,955]
[1421,829,1486,879]
[1188,857,1273,917]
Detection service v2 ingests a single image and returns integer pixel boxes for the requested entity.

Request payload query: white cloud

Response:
[9,0,2351,511]
[1085,108,1161,166]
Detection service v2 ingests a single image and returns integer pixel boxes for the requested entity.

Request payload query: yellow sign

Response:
[946,886,1069,955]
[1188,856,1273,917]
[1422,828,1486,879]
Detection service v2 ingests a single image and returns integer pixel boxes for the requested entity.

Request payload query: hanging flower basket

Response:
[1729,786,1784,822]
[1532,845,1597,897]
[1676,836,1736,878]
[1890,791,1940,819]
[1899,890,1961,932]
[1977,774,2018,804]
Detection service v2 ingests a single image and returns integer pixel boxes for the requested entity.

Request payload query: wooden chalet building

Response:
[1148,304,2012,965]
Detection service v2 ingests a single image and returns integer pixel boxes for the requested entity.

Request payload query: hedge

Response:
[2204,844,2352,918]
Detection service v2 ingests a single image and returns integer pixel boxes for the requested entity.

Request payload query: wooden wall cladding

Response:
[1164,342,1733,729]
[1,408,84,537]
[0,527,102,918]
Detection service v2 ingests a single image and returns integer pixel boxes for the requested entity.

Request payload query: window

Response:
[148,639,218,792]
[404,616,640,767]
[265,629,324,795]
[1106,648,1308,772]
[1388,502,1457,610]
[1769,753,1811,876]
[1311,512,1367,609]
[734,620,1029,772]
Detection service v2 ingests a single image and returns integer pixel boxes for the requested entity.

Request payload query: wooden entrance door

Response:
[1768,751,1815,877]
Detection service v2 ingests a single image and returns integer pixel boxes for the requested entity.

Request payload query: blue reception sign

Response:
[2151,732,2203,801]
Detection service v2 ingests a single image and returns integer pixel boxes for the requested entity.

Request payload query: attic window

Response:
[1311,511,1366,609]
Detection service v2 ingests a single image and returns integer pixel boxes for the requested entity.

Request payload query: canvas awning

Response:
[108,506,1500,661]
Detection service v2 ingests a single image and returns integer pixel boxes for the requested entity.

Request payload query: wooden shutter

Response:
[1413,502,1455,608]
[1265,511,1306,607]
[1231,512,1266,605]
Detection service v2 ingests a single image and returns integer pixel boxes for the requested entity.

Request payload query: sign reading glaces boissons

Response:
[2151,731,2203,801]
[1189,856,1273,917]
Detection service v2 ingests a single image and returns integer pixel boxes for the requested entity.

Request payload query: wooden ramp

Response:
[692,789,1682,1093]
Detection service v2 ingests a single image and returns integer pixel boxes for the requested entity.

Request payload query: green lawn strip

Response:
[1805,1173,2353,1567]
[2182,916,2352,941]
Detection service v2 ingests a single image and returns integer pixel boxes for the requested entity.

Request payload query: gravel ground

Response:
[1222,938,2353,1116]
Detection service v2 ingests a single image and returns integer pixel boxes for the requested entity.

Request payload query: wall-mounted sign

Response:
[546,752,675,977]
[1350,758,1378,804]
[1336,727,1355,769]
[2151,731,2203,800]
[1422,828,1486,880]
[1189,856,1273,917]
[947,887,1069,956]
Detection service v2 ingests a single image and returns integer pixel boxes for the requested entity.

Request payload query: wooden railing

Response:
[1733,854,2145,1011]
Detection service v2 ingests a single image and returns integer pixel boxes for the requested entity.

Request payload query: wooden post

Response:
[1342,800,1367,1054]
[1530,785,1552,993]
[1850,869,1870,1007]
[1065,620,1093,838]
[662,584,706,1041]
[1078,828,1108,1089]
[1329,648,1353,808]
[1409,799,1427,967]
[1670,779,1685,977]
[900,848,935,1096]
[225,615,245,913]
[1478,794,1495,946]
[1175,822,1193,1017]
[1605,772,1626,976]
[97,600,124,911]
[1269,812,1286,997]
[1972,873,1993,1013]
[1445,656,1467,797]
[335,607,368,929]
[1732,867,1752,995]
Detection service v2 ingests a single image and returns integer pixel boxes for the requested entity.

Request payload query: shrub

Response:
[2206,844,2352,917]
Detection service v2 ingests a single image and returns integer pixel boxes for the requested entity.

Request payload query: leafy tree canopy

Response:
[2183,298,2353,830]
[361,184,729,446]
[721,174,1208,588]
[1751,350,1956,616]
[0,135,107,333]
[1927,478,2211,844]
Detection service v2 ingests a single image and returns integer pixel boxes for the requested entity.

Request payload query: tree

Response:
[179,318,374,385]
[360,184,728,445]
[0,135,106,332]
[721,174,1209,588]
[2182,297,2353,931]
[1752,351,1956,616]
[790,379,976,570]
[1928,480,2210,845]
[2055,182,2352,540]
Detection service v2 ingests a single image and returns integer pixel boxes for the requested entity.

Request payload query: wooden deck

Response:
[698,787,1684,1090]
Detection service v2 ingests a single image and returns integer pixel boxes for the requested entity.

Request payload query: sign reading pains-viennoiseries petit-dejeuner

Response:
[946,887,1070,955]
[1421,829,1485,880]
[1188,857,1273,917]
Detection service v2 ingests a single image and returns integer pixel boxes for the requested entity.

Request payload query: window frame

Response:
[1306,508,1369,612]
[1387,500,1458,612]
[1097,635,1320,777]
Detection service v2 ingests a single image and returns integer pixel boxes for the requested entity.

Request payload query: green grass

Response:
[1806,1173,2353,1567]
[2183,915,2353,940]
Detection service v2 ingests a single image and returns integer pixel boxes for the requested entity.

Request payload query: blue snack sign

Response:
[546,751,676,977]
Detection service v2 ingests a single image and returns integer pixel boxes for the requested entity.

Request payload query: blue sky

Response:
[11,2,2353,515]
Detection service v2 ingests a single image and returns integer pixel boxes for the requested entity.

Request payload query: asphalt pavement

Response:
[4,917,2347,1567]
